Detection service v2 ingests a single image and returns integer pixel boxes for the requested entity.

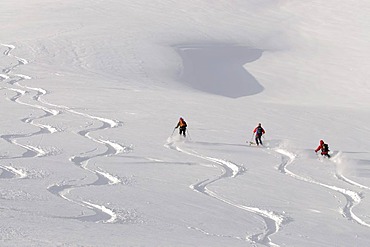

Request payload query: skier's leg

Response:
[180,128,186,137]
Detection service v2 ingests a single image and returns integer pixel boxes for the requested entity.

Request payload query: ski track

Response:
[0,164,27,179]
[165,138,285,247]
[3,42,370,237]
[1,43,131,224]
[274,148,370,228]
[331,152,370,191]
[1,45,60,158]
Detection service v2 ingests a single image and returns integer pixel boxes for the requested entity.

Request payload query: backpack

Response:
[322,143,329,152]
[256,126,263,135]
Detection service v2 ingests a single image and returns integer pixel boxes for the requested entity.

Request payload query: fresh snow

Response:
[1,0,370,246]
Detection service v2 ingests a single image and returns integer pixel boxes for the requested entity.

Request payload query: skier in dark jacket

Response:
[175,117,187,137]
[253,123,265,146]
[315,140,331,158]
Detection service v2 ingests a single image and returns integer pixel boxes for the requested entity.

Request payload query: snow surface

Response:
[1,0,370,246]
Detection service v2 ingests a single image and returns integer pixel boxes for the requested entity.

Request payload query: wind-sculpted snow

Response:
[165,138,287,247]
[176,44,264,98]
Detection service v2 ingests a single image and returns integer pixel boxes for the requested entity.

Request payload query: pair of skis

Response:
[247,141,263,147]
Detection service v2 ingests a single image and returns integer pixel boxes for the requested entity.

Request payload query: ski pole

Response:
[186,129,191,140]
[248,133,254,145]
[171,128,176,136]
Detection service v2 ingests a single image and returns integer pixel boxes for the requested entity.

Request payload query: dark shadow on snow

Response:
[175,44,264,98]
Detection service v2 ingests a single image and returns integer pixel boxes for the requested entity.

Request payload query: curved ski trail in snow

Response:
[330,152,370,191]
[1,44,60,158]
[0,164,27,179]
[47,115,129,223]
[274,148,370,228]
[165,138,286,247]
[1,43,129,224]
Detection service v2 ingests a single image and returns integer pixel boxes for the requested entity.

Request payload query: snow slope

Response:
[1,0,370,246]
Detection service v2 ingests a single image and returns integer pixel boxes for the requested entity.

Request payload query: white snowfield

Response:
[1,1,370,246]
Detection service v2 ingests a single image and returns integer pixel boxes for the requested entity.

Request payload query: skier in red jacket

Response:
[315,140,331,158]
[253,123,265,146]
